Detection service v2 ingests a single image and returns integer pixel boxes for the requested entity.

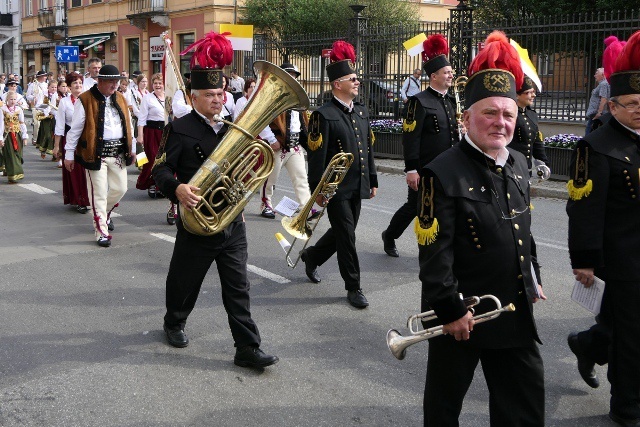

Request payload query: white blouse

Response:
[138,92,166,126]
[131,88,148,118]
[54,95,77,136]
[0,105,28,139]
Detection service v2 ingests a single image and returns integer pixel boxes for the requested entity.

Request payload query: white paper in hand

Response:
[571,276,606,314]
[274,196,300,217]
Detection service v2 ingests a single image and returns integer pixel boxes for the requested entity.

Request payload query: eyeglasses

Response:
[485,158,530,221]
[613,99,640,112]
[337,76,358,83]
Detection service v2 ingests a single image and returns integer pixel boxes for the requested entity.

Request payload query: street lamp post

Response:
[348,4,367,76]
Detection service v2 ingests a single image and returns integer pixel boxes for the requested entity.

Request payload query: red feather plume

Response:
[330,40,356,64]
[422,34,449,63]
[603,36,626,81]
[467,31,524,90]
[180,32,234,69]
[614,30,640,74]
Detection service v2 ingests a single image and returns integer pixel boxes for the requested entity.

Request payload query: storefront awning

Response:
[82,36,110,51]
[67,32,115,47]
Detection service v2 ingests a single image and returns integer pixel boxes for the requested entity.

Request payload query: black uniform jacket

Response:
[307,98,378,201]
[152,109,242,227]
[509,106,548,169]
[418,139,541,348]
[402,86,459,172]
[567,117,640,282]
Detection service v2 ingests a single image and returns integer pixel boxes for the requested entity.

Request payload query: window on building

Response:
[38,0,45,9]
[91,0,100,3]
[5,0,12,13]
[127,38,139,75]
[178,33,195,77]
[71,0,80,6]
[25,0,32,15]
[310,56,321,80]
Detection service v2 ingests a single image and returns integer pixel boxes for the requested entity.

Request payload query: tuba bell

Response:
[180,60,310,236]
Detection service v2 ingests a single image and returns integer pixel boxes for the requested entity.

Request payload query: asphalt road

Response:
[0,147,617,427]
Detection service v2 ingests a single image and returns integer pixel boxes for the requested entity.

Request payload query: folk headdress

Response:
[609,30,640,97]
[180,32,234,90]
[422,34,450,76]
[326,40,356,82]
[464,31,523,108]
[602,35,626,82]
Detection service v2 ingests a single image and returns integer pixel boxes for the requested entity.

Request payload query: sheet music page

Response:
[571,276,606,314]
[274,196,300,217]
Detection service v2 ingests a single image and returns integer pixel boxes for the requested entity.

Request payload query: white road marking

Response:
[537,241,568,251]
[150,232,291,284]
[17,183,57,194]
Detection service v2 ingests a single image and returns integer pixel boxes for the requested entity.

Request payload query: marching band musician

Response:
[566,30,640,427]
[82,58,101,92]
[510,75,549,171]
[416,31,546,426]
[382,34,460,258]
[35,80,58,161]
[259,62,313,220]
[25,70,47,146]
[152,32,278,369]
[300,40,378,309]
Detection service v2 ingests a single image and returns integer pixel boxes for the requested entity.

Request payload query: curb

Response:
[376,164,568,200]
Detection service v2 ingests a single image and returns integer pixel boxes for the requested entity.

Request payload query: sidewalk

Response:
[375,157,568,200]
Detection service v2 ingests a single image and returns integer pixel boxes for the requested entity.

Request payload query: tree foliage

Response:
[242,0,419,57]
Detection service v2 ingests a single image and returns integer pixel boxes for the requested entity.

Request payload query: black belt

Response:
[287,132,300,147]
[146,120,165,130]
[101,139,125,157]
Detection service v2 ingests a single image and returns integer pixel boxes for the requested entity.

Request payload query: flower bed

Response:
[542,133,581,150]
[371,119,403,158]
[542,134,581,179]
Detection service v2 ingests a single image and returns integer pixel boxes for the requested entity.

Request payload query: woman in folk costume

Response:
[36,79,58,160]
[136,72,166,198]
[53,72,90,213]
[0,91,29,183]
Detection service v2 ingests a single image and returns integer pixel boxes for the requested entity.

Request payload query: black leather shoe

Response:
[382,231,399,257]
[97,236,111,247]
[167,209,176,225]
[164,324,189,348]
[609,411,640,427]
[107,219,115,231]
[347,289,369,308]
[300,249,321,283]
[568,332,599,388]
[234,346,279,368]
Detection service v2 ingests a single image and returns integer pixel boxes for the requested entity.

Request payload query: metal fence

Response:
[239,9,640,122]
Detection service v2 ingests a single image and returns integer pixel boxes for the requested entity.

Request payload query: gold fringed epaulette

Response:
[307,112,322,151]
[566,145,592,200]
[403,98,418,132]
[537,131,543,142]
[370,128,375,146]
[415,176,439,245]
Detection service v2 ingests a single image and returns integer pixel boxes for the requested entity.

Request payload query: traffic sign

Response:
[322,49,332,58]
[55,46,80,63]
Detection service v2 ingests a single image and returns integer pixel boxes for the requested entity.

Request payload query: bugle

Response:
[386,294,515,360]
[276,152,354,268]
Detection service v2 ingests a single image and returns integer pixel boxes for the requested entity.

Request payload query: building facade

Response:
[0,0,22,75]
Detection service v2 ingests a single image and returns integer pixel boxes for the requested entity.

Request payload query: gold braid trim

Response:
[370,128,375,146]
[403,98,417,132]
[566,146,592,200]
[415,176,439,245]
[151,123,172,171]
[307,112,322,151]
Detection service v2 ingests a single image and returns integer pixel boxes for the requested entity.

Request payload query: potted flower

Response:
[371,119,403,159]
[543,133,581,179]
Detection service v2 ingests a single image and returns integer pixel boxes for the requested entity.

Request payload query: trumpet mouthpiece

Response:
[505,303,516,311]
[275,232,291,253]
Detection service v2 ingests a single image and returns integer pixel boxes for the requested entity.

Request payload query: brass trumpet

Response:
[278,152,354,268]
[386,294,515,360]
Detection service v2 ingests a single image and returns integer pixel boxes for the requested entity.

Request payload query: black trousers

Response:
[385,185,418,240]
[163,221,261,348]
[576,286,612,366]
[608,280,640,419]
[424,337,544,427]
[305,197,361,290]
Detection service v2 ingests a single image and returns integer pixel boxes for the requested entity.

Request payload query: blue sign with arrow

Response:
[55,46,79,63]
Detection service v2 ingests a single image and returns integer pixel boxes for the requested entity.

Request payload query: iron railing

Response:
[128,0,165,13]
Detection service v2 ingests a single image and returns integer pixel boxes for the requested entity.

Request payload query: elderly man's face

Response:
[191,88,224,119]
[464,96,517,154]
[97,78,119,96]
[610,94,640,130]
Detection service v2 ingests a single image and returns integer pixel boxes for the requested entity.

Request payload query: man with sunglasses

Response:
[566,30,640,427]
[300,41,377,309]
[416,32,546,426]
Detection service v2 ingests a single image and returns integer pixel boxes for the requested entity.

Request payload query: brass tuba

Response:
[180,60,310,236]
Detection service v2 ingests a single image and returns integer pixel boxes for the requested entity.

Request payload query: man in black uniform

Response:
[382,34,459,257]
[416,31,546,427]
[152,32,278,369]
[566,30,640,427]
[510,75,549,173]
[300,40,378,309]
